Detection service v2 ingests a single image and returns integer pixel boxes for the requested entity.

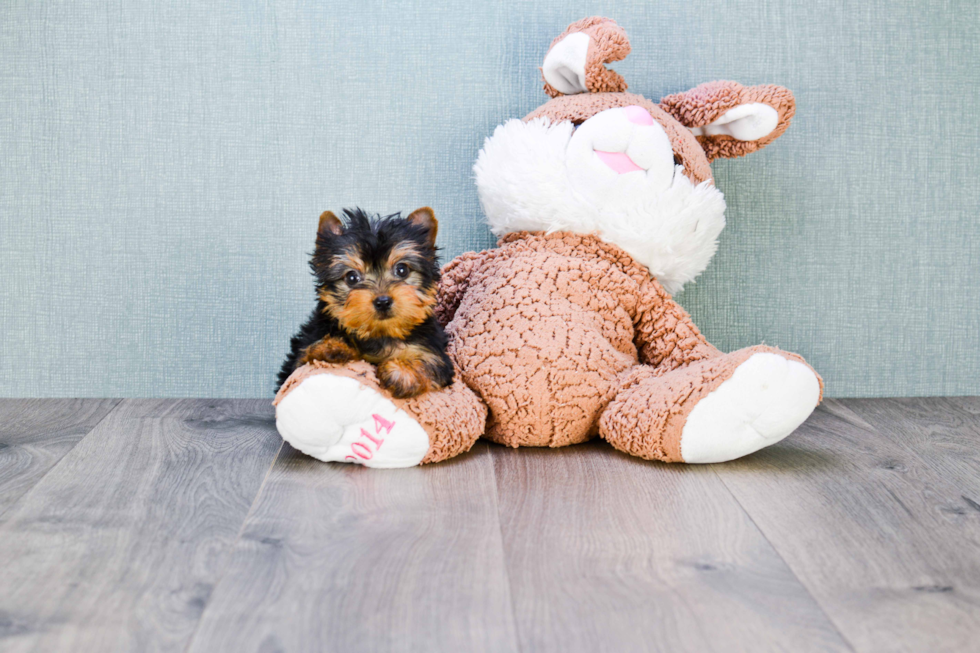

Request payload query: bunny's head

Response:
[474,17,796,293]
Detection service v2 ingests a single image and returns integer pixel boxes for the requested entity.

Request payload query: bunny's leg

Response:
[599,346,821,463]
[274,361,487,467]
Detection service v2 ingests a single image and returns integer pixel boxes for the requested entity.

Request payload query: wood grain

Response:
[845,397,980,499]
[490,440,850,653]
[187,442,520,653]
[0,398,120,518]
[715,399,980,653]
[0,399,281,653]
[2,397,979,652]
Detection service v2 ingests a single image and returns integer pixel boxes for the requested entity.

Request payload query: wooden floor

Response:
[1,399,979,652]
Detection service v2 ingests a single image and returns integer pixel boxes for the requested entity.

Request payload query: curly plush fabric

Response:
[542,17,631,98]
[600,344,821,461]
[660,81,796,161]
[275,359,487,464]
[274,17,819,467]
[439,231,766,449]
[275,232,821,463]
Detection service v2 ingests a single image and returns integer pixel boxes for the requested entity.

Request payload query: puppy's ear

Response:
[406,207,438,248]
[660,81,795,162]
[318,210,343,237]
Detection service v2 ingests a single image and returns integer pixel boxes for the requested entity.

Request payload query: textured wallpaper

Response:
[1,0,977,398]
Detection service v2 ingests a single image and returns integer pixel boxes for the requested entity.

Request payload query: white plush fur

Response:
[276,374,429,468]
[690,103,779,141]
[474,117,727,294]
[541,32,590,95]
[680,353,821,463]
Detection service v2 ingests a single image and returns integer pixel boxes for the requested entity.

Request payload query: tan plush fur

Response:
[278,234,822,463]
[274,359,487,464]
[541,17,631,98]
[275,17,816,465]
[660,80,797,161]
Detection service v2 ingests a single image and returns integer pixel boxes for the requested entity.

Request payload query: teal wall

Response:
[1,0,977,398]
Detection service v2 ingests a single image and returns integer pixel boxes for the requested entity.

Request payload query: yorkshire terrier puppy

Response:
[277,207,454,399]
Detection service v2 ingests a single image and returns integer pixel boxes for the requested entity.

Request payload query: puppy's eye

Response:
[393,263,410,279]
[344,270,362,286]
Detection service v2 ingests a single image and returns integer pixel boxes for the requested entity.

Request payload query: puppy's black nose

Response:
[373,295,393,312]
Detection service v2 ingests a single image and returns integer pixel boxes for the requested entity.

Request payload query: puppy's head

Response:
[312,207,440,340]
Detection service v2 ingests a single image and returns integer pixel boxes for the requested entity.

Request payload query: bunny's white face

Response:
[474,106,727,294]
[566,105,677,199]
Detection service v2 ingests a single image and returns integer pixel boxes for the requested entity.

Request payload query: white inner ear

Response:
[542,32,590,95]
[689,102,779,141]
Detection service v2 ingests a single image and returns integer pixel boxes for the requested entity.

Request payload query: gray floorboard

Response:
[844,397,980,500]
[714,399,980,653]
[0,399,281,653]
[186,442,519,653]
[0,398,121,518]
[1,397,979,652]
[491,441,851,653]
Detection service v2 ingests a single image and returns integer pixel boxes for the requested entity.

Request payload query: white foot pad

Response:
[680,353,820,464]
[275,374,429,468]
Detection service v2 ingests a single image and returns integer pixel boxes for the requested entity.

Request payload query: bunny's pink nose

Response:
[624,105,654,126]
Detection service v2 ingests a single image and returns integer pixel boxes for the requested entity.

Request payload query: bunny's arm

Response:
[632,275,722,372]
[434,250,488,328]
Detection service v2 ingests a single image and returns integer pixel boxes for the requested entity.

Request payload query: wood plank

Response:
[187,442,520,653]
[0,398,121,518]
[491,440,850,653]
[0,399,282,653]
[844,397,980,498]
[714,399,980,653]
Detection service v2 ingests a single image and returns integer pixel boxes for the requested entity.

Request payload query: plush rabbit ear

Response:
[660,81,796,161]
[541,17,631,98]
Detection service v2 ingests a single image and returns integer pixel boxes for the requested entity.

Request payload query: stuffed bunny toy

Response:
[274,17,822,468]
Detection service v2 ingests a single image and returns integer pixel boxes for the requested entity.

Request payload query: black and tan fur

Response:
[277,207,454,398]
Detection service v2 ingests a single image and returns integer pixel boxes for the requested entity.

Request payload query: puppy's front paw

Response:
[300,337,357,365]
[377,359,432,399]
